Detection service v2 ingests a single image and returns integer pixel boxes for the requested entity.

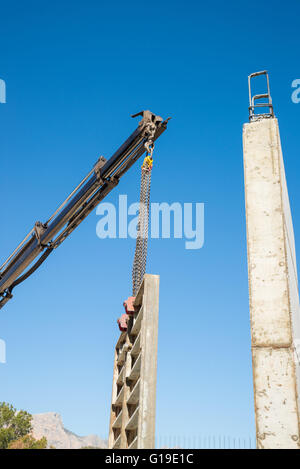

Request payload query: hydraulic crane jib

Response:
[0,110,169,310]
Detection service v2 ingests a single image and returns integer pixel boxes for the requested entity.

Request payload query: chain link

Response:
[132,150,153,296]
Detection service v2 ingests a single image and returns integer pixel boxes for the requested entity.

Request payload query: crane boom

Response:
[0,110,169,309]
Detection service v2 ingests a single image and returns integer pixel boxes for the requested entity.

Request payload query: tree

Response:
[0,402,47,449]
[8,435,47,449]
[80,446,98,449]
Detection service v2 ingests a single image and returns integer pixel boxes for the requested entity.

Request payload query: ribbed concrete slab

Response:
[108,274,159,449]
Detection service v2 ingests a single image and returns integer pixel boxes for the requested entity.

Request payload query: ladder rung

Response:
[128,353,141,381]
[117,366,125,385]
[112,434,121,449]
[127,378,140,405]
[128,436,138,449]
[131,306,143,335]
[112,410,123,429]
[131,331,141,357]
[117,343,128,365]
[126,406,139,430]
[114,385,124,406]
[115,332,126,349]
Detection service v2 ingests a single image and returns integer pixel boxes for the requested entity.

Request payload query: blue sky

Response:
[0,0,299,442]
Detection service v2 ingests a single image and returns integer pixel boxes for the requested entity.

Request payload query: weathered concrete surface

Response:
[136,274,159,449]
[243,118,300,449]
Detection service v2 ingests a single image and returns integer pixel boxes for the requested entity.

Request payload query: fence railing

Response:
[155,435,256,449]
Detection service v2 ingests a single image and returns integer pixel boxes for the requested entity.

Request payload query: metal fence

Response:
[155,435,256,449]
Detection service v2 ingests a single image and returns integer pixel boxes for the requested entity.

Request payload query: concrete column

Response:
[136,274,159,449]
[243,117,300,449]
[108,274,160,449]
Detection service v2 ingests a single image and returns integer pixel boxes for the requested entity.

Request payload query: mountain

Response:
[31,412,107,449]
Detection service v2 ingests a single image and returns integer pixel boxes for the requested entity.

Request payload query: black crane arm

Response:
[0,111,169,309]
